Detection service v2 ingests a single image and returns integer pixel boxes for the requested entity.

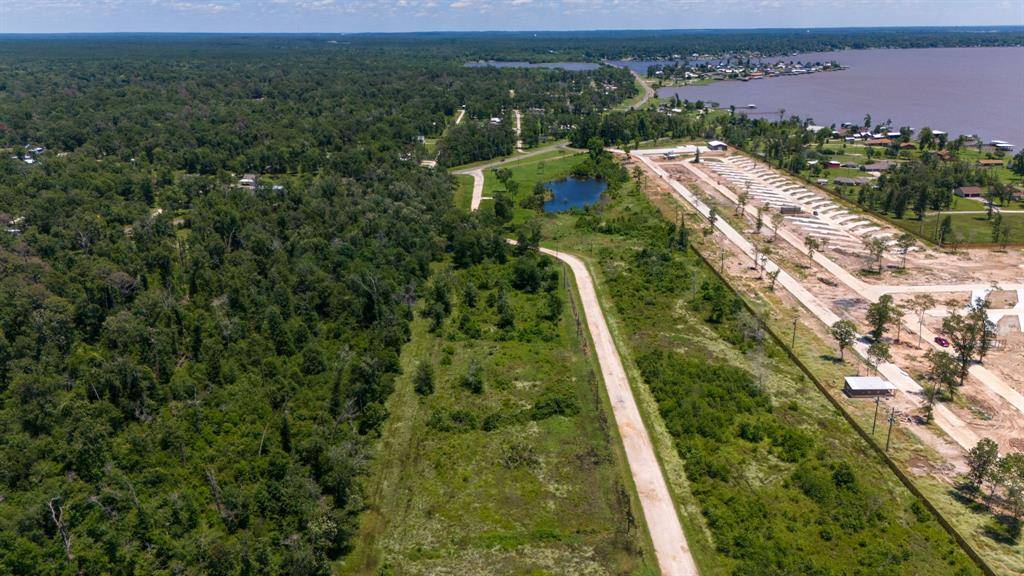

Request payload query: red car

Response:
[934,336,950,348]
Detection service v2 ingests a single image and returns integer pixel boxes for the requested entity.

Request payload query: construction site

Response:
[626,143,1024,482]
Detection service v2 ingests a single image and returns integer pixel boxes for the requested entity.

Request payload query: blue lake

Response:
[655,47,1024,145]
[543,177,607,213]
[465,61,600,71]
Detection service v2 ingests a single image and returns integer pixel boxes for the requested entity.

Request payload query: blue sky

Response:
[2,0,1021,33]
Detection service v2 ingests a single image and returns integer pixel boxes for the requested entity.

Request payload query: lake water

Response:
[656,47,1024,145]
[543,177,607,213]
[465,61,600,71]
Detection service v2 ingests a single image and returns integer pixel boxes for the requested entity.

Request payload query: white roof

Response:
[844,376,896,391]
[707,140,727,147]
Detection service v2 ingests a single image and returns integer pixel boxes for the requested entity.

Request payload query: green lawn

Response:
[453,173,474,212]
[528,177,988,575]
[890,211,1024,246]
[342,256,655,576]
[480,149,584,223]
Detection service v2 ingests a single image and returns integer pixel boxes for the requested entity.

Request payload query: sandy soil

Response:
[637,149,1024,463]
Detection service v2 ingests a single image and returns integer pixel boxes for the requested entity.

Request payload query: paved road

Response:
[454,108,465,125]
[630,70,655,109]
[463,157,700,575]
[541,248,699,576]
[633,152,982,451]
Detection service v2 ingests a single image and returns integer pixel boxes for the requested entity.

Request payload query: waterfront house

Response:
[953,186,985,199]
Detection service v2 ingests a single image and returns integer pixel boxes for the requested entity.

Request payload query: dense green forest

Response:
[0,36,631,574]
[341,26,1024,60]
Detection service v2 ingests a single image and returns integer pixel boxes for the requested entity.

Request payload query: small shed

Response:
[954,186,985,199]
[843,376,896,398]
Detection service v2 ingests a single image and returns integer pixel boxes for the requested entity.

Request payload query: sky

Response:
[1,0,1022,33]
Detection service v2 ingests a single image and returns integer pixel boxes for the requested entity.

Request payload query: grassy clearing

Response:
[342,254,655,576]
[887,211,1024,246]
[453,174,474,212]
[447,142,569,172]
[529,177,986,575]
[480,149,585,223]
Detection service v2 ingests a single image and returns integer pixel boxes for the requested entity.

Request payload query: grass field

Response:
[453,173,474,212]
[342,255,655,576]
[890,211,1024,245]
[478,149,584,223]
[529,177,988,575]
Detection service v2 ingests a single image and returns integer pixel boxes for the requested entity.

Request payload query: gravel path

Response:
[459,159,700,575]
[540,247,699,576]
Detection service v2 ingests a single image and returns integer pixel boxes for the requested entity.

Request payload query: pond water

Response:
[656,47,1024,144]
[543,177,607,213]
[465,61,600,71]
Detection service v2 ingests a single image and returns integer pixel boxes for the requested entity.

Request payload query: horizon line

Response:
[1,24,1022,36]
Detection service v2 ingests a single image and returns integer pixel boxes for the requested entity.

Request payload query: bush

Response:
[413,362,434,396]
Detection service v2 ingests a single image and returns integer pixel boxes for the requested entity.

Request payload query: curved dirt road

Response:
[540,247,699,576]
[454,142,570,212]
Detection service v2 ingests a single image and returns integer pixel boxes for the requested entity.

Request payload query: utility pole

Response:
[719,247,725,272]
[885,407,897,452]
[791,315,798,349]
[871,396,881,435]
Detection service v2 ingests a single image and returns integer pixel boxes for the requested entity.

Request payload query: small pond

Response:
[543,177,607,213]
[464,61,601,71]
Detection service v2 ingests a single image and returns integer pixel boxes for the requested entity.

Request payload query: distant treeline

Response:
[3,26,1020,64]
[341,27,1024,60]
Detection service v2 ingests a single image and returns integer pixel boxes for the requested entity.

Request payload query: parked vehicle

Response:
[934,336,950,348]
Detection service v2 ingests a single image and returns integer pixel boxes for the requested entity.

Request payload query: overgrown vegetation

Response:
[344,239,651,575]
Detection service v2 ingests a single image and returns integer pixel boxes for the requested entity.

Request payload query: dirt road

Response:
[453,142,570,212]
[514,109,523,152]
[633,151,982,451]
[461,158,700,575]
[540,247,699,576]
